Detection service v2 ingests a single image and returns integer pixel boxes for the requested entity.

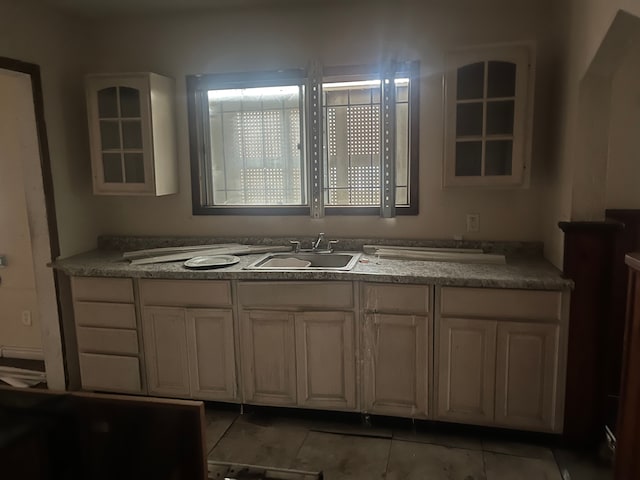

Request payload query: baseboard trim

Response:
[0,346,45,360]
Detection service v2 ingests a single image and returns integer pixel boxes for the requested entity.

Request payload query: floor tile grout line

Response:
[383,437,393,477]
[481,449,489,480]
[289,428,312,470]
[206,411,242,456]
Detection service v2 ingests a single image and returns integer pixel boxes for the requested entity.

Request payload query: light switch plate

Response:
[0,255,7,267]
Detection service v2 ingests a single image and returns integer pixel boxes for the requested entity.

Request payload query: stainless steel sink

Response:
[244,252,361,271]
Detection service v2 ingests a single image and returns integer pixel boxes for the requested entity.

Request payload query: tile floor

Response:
[204,407,613,480]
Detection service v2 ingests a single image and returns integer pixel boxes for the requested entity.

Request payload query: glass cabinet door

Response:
[444,46,532,187]
[96,86,145,184]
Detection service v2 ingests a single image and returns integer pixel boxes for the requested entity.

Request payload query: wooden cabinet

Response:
[362,283,430,418]
[186,309,236,400]
[436,317,496,424]
[142,307,191,397]
[434,286,568,432]
[71,277,144,394]
[240,311,297,406]
[139,280,238,402]
[296,311,356,410]
[85,73,178,196]
[238,281,357,411]
[495,322,559,430]
[443,45,533,187]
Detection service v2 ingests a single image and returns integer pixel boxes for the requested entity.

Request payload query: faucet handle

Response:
[328,240,339,253]
[289,240,301,253]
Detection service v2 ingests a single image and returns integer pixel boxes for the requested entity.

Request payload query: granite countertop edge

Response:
[53,250,574,291]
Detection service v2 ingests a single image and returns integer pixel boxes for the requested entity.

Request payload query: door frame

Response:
[0,56,65,390]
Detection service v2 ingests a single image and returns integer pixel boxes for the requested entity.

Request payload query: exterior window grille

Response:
[187,62,418,215]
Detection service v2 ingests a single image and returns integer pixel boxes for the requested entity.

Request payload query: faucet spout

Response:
[312,233,325,251]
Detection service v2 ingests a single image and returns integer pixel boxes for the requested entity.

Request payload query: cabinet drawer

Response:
[139,279,232,307]
[79,353,141,393]
[74,302,137,329]
[238,282,353,309]
[364,283,430,314]
[440,287,562,321]
[72,277,134,303]
[77,327,139,355]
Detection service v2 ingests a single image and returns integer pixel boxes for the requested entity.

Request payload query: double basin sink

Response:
[245,252,361,271]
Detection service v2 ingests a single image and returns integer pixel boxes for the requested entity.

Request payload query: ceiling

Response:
[41,0,353,16]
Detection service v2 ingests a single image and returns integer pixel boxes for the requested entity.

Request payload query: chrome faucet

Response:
[312,233,325,251]
[289,233,339,254]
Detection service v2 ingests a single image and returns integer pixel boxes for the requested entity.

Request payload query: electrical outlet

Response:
[21,310,32,327]
[466,214,480,232]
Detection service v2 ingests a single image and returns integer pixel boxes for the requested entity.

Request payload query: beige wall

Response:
[540,1,635,267]
[0,0,101,257]
[80,0,559,243]
[0,70,42,351]
[606,42,640,209]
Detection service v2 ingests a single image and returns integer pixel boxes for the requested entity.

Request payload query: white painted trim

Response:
[1,346,45,360]
[2,68,66,391]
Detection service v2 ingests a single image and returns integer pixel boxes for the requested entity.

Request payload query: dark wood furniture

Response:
[558,220,623,445]
[615,253,640,478]
[0,387,207,480]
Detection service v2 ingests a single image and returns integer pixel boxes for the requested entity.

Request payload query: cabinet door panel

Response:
[142,307,190,397]
[495,322,559,431]
[186,309,237,401]
[364,314,428,417]
[296,312,356,410]
[241,311,296,405]
[436,318,496,424]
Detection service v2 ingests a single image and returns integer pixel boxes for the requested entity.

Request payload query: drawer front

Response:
[79,353,141,393]
[77,327,139,355]
[440,287,562,321]
[72,277,134,303]
[139,279,232,307]
[238,282,354,309]
[74,302,137,329]
[364,283,430,314]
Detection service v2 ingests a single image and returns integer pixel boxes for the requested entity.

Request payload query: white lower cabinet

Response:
[240,311,297,406]
[143,306,237,400]
[143,307,237,401]
[296,311,356,410]
[142,307,191,397]
[362,283,431,418]
[240,310,356,410]
[364,313,429,417]
[436,318,497,424]
[435,286,567,433]
[494,322,560,430]
[187,309,237,401]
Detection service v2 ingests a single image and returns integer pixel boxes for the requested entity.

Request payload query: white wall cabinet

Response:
[443,45,534,187]
[85,72,178,196]
[362,283,431,418]
[434,286,568,433]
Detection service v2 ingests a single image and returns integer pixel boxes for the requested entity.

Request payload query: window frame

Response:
[321,62,420,216]
[443,44,534,188]
[187,69,309,215]
[187,62,420,216]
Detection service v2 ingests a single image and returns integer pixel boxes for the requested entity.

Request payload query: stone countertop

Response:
[53,249,573,290]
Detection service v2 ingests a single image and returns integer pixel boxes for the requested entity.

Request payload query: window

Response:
[187,62,419,216]
[443,45,533,187]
